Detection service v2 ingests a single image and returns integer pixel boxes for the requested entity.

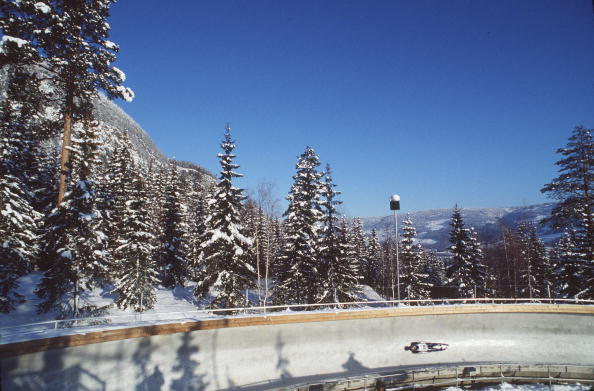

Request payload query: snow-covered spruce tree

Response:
[363,228,383,290]
[35,121,110,318]
[156,160,189,288]
[541,126,593,299]
[143,161,163,241]
[423,250,446,290]
[467,227,491,297]
[274,147,324,305]
[517,222,552,299]
[1,0,134,205]
[399,215,431,301]
[241,199,261,272]
[187,182,210,281]
[552,230,583,298]
[350,218,367,283]
[112,176,159,312]
[0,85,40,312]
[317,165,360,304]
[97,132,135,277]
[242,200,270,300]
[194,126,254,309]
[446,206,489,298]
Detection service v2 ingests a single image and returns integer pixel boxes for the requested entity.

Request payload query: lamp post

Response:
[390,194,401,303]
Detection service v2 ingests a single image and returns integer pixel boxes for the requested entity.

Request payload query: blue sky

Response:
[107,0,594,217]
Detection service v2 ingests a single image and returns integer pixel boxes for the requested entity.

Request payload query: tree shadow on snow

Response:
[170,332,208,391]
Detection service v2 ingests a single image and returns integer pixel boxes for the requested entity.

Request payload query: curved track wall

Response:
[2,305,593,391]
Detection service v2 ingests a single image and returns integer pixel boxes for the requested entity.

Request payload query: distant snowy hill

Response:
[361,203,560,252]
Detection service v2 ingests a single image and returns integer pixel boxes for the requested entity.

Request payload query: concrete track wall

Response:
[2,305,593,391]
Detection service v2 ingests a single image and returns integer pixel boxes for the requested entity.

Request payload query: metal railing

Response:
[282,363,594,391]
[1,297,593,343]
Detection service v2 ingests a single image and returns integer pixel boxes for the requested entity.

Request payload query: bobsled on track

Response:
[404,341,449,353]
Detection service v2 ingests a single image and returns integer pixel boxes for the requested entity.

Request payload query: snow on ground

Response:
[0,272,202,329]
[443,382,591,391]
[0,272,387,344]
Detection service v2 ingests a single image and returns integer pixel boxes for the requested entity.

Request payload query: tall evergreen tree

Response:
[517,222,552,298]
[156,160,189,288]
[541,126,593,299]
[350,218,367,283]
[552,230,583,298]
[467,227,491,297]
[363,228,383,290]
[274,146,324,305]
[317,165,360,304]
[100,133,134,276]
[1,0,134,205]
[112,176,159,312]
[194,126,254,309]
[35,121,110,318]
[187,182,210,281]
[423,250,446,291]
[446,206,489,298]
[399,215,431,300]
[0,87,39,312]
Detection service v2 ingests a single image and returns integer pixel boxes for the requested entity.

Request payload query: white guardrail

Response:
[1,298,593,342]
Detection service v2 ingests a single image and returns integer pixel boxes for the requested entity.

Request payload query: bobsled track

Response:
[2,303,594,391]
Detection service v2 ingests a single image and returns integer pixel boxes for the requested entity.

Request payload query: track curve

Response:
[2,304,593,391]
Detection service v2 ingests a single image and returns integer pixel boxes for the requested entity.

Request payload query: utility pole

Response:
[390,195,401,302]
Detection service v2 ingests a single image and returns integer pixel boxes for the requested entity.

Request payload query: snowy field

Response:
[442,383,592,391]
[0,272,385,344]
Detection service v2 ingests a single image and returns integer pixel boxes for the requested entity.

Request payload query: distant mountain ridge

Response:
[360,203,560,252]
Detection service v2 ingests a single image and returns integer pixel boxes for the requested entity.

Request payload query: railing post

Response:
[548,365,552,387]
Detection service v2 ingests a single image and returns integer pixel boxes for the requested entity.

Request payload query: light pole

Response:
[390,194,401,303]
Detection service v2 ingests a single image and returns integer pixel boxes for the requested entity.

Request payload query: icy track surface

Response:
[444,383,591,391]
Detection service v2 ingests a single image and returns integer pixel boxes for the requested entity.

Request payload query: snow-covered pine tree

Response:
[446,206,473,297]
[423,250,446,290]
[399,215,431,300]
[378,236,393,299]
[35,121,110,318]
[446,206,489,298]
[541,126,593,299]
[317,165,360,304]
[242,201,269,301]
[466,227,491,297]
[143,161,162,241]
[241,198,260,272]
[363,228,383,291]
[274,147,324,305]
[156,160,189,288]
[517,222,552,299]
[552,230,583,298]
[98,132,135,279]
[194,126,254,309]
[112,175,159,312]
[351,218,367,284]
[187,182,210,281]
[1,0,134,205]
[0,76,41,312]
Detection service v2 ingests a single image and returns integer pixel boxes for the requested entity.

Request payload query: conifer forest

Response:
[0,1,593,321]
